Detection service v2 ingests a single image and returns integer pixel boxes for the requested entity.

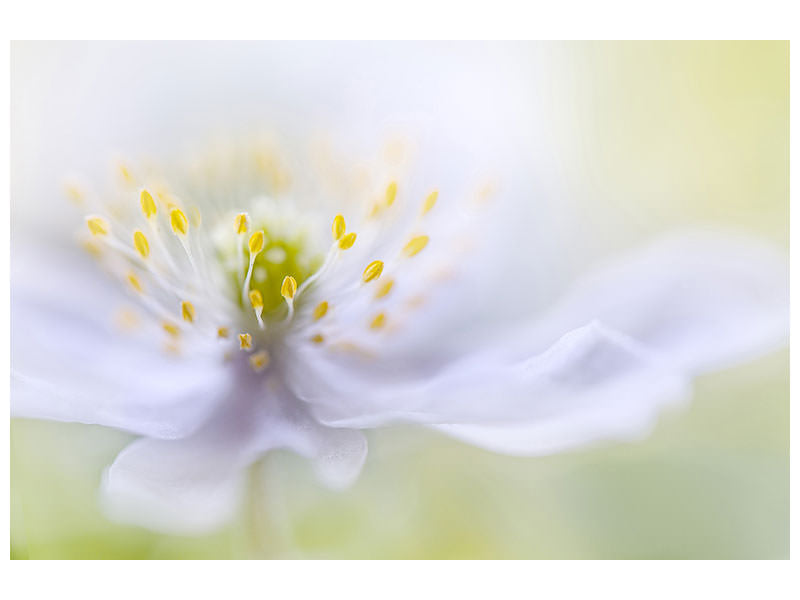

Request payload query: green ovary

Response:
[232,225,322,317]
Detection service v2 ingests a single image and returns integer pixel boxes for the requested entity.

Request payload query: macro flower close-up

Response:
[9,40,789,559]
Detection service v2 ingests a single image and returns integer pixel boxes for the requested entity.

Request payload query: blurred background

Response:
[10,41,788,559]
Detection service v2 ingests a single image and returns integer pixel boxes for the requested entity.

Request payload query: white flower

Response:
[10,43,788,536]
[11,137,788,535]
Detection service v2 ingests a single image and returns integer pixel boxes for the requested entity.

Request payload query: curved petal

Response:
[287,321,689,435]
[101,372,366,534]
[524,228,789,374]
[11,245,231,439]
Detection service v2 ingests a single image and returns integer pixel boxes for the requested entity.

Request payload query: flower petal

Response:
[101,376,366,534]
[528,228,789,374]
[11,246,230,439]
[288,321,689,437]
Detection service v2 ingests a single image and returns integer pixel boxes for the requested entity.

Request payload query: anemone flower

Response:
[10,43,788,536]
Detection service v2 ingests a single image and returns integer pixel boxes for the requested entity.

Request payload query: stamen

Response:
[189,206,202,228]
[86,216,109,236]
[369,312,387,330]
[249,289,265,329]
[235,212,250,235]
[421,190,438,215]
[133,230,150,259]
[242,230,265,307]
[127,272,143,293]
[332,214,346,241]
[338,232,357,250]
[375,278,394,299]
[403,235,429,257]
[249,230,265,254]
[249,350,270,372]
[169,208,189,236]
[239,333,253,350]
[310,333,325,344]
[162,321,180,337]
[217,327,230,339]
[140,190,157,219]
[362,260,384,283]
[180,300,196,323]
[385,181,398,207]
[313,301,329,320]
[281,275,297,299]
[281,275,297,320]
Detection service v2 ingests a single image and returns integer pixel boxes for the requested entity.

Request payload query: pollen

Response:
[249,230,265,254]
[310,333,325,344]
[140,190,157,219]
[362,260,384,283]
[403,235,429,257]
[338,232,357,250]
[180,300,196,323]
[126,272,143,293]
[375,278,394,299]
[385,181,398,207]
[86,216,109,236]
[332,214,346,241]
[133,230,150,259]
[249,350,270,372]
[170,208,189,236]
[370,312,387,330]
[235,213,250,235]
[281,275,297,300]
[162,321,180,337]
[422,190,438,215]
[313,301,329,320]
[249,289,264,310]
[239,333,253,350]
[217,326,230,339]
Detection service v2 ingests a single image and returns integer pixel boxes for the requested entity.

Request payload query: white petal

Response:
[525,228,788,374]
[288,322,689,437]
[101,377,366,534]
[11,246,230,439]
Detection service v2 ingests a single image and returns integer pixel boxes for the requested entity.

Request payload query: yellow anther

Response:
[217,327,230,339]
[422,190,438,215]
[362,260,384,283]
[338,232,357,250]
[281,275,297,300]
[180,300,195,323]
[249,350,270,372]
[118,164,134,184]
[82,240,102,258]
[235,213,250,235]
[238,333,253,350]
[189,206,202,228]
[133,230,150,259]
[332,214,346,241]
[313,301,329,320]
[162,322,180,337]
[249,289,264,310]
[140,190,157,219]
[126,272,143,293]
[310,333,325,344]
[65,184,84,206]
[248,230,265,254]
[375,278,394,299]
[370,312,387,330]
[403,235,429,257]
[170,208,189,236]
[86,216,109,236]
[385,181,398,206]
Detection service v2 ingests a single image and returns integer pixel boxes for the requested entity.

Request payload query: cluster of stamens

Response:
[79,172,441,373]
